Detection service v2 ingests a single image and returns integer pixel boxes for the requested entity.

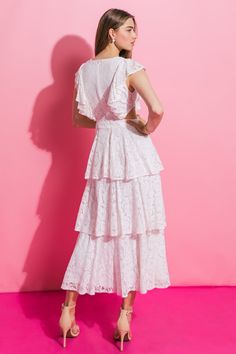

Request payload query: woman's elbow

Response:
[72,114,80,127]
[149,105,164,119]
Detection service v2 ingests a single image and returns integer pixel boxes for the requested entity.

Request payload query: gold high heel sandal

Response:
[58,303,80,348]
[113,307,133,351]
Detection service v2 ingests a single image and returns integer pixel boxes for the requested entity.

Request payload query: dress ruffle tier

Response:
[61,230,171,298]
[74,174,166,237]
[61,118,171,297]
[84,118,164,180]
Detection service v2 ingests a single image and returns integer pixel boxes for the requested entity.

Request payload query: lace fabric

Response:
[61,171,171,297]
[84,119,164,180]
[74,57,145,122]
[74,64,96,121]
[74,174,167,237]
[106,58,145,119]
[61,229,171,298]
[61,57,171,297]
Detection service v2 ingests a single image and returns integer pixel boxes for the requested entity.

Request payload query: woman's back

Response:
[73,57,164,181]
[74,56,145,122]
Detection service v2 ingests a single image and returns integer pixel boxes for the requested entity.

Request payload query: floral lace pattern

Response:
[61,57,171,297]
[61,230,171,298]
[74,174,167,237]
[61,171,171,297]
[84,119,164,180]
[74,57,145,121]
[106,58,145,119]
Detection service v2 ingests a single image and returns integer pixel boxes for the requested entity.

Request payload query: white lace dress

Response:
[60,56,171,298]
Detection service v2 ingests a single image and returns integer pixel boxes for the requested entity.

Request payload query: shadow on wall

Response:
[18,35,126,342]
[21,35,94,292]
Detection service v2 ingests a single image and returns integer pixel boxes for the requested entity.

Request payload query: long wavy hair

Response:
[95,8,138,59]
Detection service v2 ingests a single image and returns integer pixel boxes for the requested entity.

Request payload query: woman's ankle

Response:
[121,304,133,311]
[64,301,76,307]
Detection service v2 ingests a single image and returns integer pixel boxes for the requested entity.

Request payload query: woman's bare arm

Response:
[127,69,164,133]
[72,87,96,128]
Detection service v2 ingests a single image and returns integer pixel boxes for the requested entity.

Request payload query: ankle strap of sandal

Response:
[120,307,133,313]
[62,303,76,309]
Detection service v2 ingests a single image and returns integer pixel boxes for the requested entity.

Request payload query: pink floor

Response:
[1,286,235,354]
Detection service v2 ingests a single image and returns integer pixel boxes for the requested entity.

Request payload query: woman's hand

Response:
[126,114,151,135]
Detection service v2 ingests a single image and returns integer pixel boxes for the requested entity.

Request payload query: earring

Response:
[112,38,115,43]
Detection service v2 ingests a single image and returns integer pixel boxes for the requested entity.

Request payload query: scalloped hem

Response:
[60,230,171,298]
[61,282,171,298]
[73,228,166,238]
[84,171,164,181]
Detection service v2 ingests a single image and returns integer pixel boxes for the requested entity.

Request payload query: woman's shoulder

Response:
[76,56,142,67]
[124,58,145,76]
[75,56,145,80]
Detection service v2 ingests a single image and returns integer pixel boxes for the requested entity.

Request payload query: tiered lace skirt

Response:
[61,118,171,297]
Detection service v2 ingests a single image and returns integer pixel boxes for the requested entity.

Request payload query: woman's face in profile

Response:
[115,17,137,51]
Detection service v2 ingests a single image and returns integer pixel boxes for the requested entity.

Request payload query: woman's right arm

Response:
[127,69,164,134]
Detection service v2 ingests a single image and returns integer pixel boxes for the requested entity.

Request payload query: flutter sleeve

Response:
[126,58,145,76]
[74,67,96,121]
[107,58,145,119]
[126,59,145,112]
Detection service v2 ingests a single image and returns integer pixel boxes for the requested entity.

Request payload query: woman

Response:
[59,8,171,351]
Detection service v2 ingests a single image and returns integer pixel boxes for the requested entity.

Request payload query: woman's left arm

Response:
[72,87,96,128]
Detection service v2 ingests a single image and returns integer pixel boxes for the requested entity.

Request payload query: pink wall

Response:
[1,1,236,292]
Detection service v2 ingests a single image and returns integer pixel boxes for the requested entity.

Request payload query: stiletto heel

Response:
[63,330,67,348]
[58,303,80,348]
[113,307,133,351]
[120,330,127,351]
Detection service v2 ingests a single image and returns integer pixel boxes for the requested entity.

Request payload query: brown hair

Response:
[95,8,137,59]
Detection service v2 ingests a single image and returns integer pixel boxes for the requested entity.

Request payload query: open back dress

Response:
[61,56,171,298]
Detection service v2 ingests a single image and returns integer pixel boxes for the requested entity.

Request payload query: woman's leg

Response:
[59,290,80,343]
[113,290,136,342]
[121,290,136,310]
[64,289,136,309]
[64,290,79,306]
[62,290,80,334]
